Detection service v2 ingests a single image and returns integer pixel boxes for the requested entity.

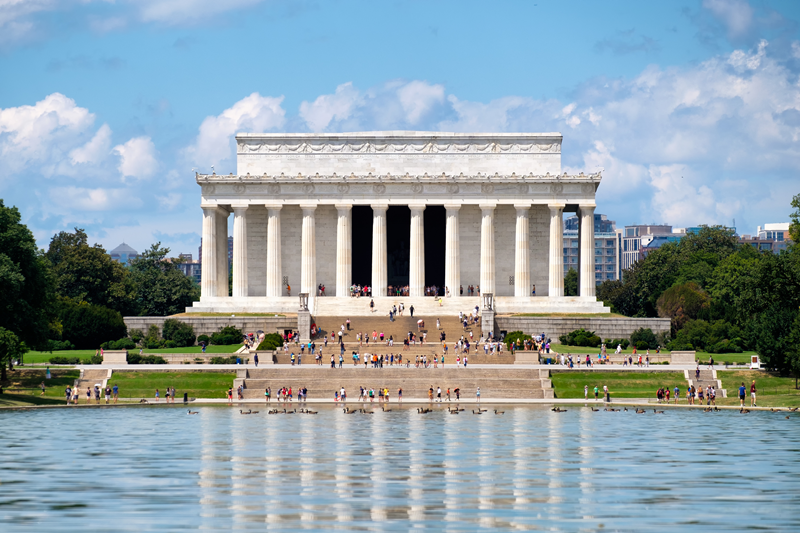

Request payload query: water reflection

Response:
[0,405,799,531]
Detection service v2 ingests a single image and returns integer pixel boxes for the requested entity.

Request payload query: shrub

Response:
[197,334,210,345]
[706,339,744,354]
[162,319,196,347]
[257,332,283,351]
[656,282,711,333]
[129,329,144,344]
[47,339,75,351]
[504,331,532,350]
[49,356,81,365]
[142,324,163,349]
[164,340,178,349]
[83,354,104,364]
[127,353,167,364]
[666,319,746,352]
[604,338,630,350]
[559,329,601,348]
[59,301,127,349]
[101,338,136,350]
[210,325,243,346]
[210,355,238,364]
[630,328,657,350]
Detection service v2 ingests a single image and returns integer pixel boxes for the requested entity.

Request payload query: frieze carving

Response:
[303,184,315,194]
[233,184,246,194]
[481,184,494,194]
[582,183,594,193]
[518,184,528,194]
[202,185,215,195]
[446,184,459,194]
[268,184,281,194]
[237,140,562,154]
[373,184,386,194]
[551,184,563,194]
[411,183,424,194]
[336,183,350,193]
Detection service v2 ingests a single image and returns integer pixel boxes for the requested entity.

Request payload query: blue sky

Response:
[1,0,800,255]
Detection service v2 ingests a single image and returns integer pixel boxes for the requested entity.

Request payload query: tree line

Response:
[595,193,800,377]
[0,200,199,376]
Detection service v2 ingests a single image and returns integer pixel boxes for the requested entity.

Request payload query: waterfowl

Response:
[187,410,199,415]
[740,408,750,413]
[654,409,665,414]
[635,408,646,414]
[240,409,252,415]
[494,410,504,415]
[472,409,483,414]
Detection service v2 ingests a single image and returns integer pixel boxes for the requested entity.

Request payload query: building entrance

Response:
[351,205,373,288]
[424,205,445,295]
[386,206,410,292]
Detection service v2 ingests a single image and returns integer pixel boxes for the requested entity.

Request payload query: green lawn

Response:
[549,343,669,356]
[170,312,287,317]
[716,370,800,407]
[23,350,97,364]
[140,345,241,354]
[551,371,687,399]
[0,394,67,407]
[512,313,625,318]
[25,345,241,364]
[1,369,80,400]
[107,371,236,400]
[550,343,756,365]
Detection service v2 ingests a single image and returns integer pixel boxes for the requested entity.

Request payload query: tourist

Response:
[104,386,111,404]
[95,386,101,403]
[155,388,160,402]
[750,380,757,407]
[64,386,71,404]
[584,385,588,400]
[227,388,233,404]
[428,386,433,401]
[476,387,481,403]
[370,299,375,312]
[72,386,79,404]
[674,386,679,404]
[86,387,92,404]
[594,385,599,401]
[437,386,442,402]
[398,388,403,402]
[341,386,346,402]
[40,381,45,395]
[265,387,271,403]
[254,353,259,367]
[291,352,296,365]
[446,388,451,401]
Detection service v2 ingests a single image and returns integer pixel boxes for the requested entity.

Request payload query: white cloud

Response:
[69,123,112,165]
[48,186,143,211]
[299,82,360,132]
[114,136,159,180]
[397,80,445,124]
[185,92,286,169]
[136,0,264,24]
[703,0,754,39]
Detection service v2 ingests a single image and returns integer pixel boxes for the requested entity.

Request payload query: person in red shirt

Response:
[750,380,757,407]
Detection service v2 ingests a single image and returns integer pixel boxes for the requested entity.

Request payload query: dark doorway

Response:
[351,206,373,287]
[424,205,445,293]
[387,205,410,290]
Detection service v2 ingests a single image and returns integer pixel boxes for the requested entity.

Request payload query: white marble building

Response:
[189,131,608,315]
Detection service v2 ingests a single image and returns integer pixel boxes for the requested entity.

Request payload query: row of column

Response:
[200,203,596,299]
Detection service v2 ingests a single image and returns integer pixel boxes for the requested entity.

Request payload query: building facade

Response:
[109,243,139,265]
[563,214,620,284]
[189,131,609,315]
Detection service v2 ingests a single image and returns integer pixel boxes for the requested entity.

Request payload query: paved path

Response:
[77,363,714,372]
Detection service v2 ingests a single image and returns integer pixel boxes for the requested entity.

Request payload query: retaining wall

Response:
[123,316,297,337]
[496,316,670,341]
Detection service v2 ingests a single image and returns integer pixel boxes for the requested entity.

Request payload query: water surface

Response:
[1,405,798,531]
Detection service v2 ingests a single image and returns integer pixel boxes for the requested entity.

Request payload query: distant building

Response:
[109,243,139,265]
[621,225,676,271]
[176,253,202,285]
[740,222,791,253]
[563,214,621,284]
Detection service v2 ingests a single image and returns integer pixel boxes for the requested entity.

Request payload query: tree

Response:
[162,319,196,347]
[789,193,800,244]
[0,200,54,354]
[58,301,127,349]
[656,282,711,333]
[564,268,578,296]
[46,228,137,316]
[0,327,26,381]
[129,244,200,316]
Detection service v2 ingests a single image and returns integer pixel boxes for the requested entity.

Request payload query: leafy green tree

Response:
[0,200,54,355]
[564,268,578,297]
[129,244,200,316]
[46,228,137,316]
[162,319,196,347]
[706,244,762,324]
[750,304,799,374]
[656,282,711,333]
[0,327,27,381]
[789,193,800,244]
[58,300,127,349]
[630,327,657,350]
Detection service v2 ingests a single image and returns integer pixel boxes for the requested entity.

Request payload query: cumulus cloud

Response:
[114,136,159,180]
[69,123,112,165]
[703,0,754,40]
[299,82,360,132]
[185,92,286,169]
[48,186,143,211]
[136,0,264,24]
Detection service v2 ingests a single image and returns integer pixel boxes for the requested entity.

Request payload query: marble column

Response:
[480,204,496,296]
[579,204,596,297]
[514,204,530,298]
[335,204,352,298]
[215,207,229,297]
[409,205,426,297]
[444,205,460,298]
[265,205,282,298]
[200,206,218,298]
[300,204,317,297]
[548,203,565,297]
[232,205,248,298]
[371,204,388,297]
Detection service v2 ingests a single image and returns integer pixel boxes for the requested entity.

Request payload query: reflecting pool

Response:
[1,405,799,531]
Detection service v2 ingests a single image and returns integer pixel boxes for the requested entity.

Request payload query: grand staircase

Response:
[73,368,110,395]
[687,368,726,398]
[235,367,553,400]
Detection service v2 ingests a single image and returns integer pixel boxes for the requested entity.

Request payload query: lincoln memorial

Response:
[188,131,609,316]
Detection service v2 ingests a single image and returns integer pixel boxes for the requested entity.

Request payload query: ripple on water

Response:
[0,406,798,531]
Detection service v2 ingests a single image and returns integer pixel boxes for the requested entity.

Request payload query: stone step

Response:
[245,368,541,379]
[314,296,483,318]
[243,388,547,400]
[311,315,479,345]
